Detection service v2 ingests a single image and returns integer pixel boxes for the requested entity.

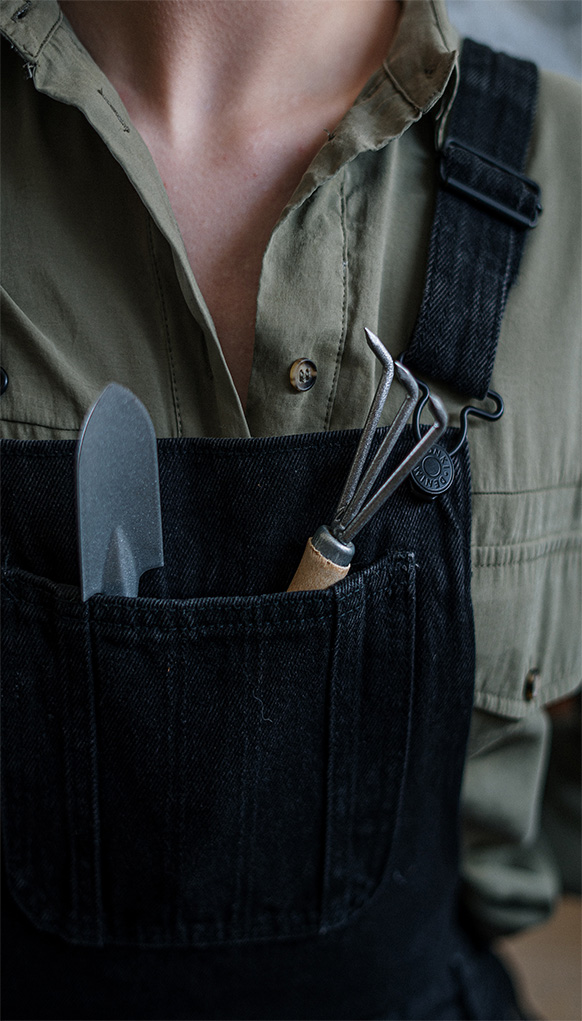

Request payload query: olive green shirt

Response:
[1,0,581,936]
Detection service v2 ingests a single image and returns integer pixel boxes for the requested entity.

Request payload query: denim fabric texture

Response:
[2,429,519,1019]
[406,41,539,398]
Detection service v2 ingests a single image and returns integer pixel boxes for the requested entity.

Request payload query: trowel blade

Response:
[76,383,164,600]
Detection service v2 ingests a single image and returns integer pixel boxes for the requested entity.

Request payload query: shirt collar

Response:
[0,0,460,254]
[280,0,459,213]
[0,0,460,250]
[386,0,459,116]
[0,0,460,256]
[1,0,458,139]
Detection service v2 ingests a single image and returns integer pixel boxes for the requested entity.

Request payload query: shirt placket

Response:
[2,0,249,437]
[0,0,457,441]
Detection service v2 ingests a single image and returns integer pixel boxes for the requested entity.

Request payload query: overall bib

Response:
[1,43,540,1021]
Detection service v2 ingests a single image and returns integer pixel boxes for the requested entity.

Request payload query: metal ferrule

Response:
[311,525,355,568]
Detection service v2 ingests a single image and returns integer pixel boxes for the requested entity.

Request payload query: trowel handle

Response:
[287,535,351,592]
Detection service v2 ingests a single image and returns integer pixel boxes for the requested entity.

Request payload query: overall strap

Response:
[405,39,542,399]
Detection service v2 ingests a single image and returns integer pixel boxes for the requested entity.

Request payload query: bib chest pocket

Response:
[2,552,415,948]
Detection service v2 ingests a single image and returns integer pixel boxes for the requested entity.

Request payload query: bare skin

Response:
[60,0,401,405]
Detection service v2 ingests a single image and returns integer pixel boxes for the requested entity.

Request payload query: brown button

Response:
[524,669,540,702]
[290,358,317,392]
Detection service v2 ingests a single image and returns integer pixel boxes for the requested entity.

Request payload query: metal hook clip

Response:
[410,382,504,501]
[287,329,448,591]
[450,390,504,455]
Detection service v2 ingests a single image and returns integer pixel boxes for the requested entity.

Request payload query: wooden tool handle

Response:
[287,537,351,592]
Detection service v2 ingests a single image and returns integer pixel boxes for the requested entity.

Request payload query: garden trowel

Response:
[76,383,164,600]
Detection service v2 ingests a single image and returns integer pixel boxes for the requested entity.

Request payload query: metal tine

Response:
[333,328,395,522]
[338,393,448,545]
[332,361,419,534]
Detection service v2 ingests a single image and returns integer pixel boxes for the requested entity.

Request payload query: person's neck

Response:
[60,0,401,142]
[59,0,402,407]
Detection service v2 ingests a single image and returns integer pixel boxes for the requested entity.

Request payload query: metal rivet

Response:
[289,358,317,392]
[524,669,540,702]
[410,444,454,501]
[0,368,8,396]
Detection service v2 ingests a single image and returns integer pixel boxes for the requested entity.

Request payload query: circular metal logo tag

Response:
[410,444,454,501]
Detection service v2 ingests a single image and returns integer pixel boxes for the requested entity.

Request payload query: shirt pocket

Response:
[471,533,581,717]
[2,551,416,948]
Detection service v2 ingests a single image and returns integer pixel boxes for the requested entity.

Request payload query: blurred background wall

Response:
[446,0,582,79]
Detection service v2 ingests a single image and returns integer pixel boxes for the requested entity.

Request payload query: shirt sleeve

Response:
[460,706,561,940]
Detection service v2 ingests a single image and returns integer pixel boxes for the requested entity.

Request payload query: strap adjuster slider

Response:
[440,137,542,228]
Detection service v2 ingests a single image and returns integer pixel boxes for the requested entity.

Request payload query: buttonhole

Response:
[97,88,131,133]
[12,1,32,21]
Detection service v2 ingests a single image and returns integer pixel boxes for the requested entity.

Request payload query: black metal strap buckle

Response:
[440,137,542,229]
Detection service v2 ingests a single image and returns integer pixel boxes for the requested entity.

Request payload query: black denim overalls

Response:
[1,43,540,1021]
